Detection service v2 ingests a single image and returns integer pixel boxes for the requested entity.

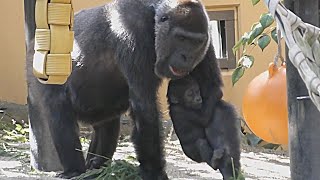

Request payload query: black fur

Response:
[206,100,241,180]
[167,70,241,179]
[26,0,214,179]
[167,76,213,165]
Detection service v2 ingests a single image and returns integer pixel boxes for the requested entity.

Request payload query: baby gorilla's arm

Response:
[171,105,210,127]
[202,90,222,114]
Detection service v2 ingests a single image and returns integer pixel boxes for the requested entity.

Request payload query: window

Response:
[207,10,236,69]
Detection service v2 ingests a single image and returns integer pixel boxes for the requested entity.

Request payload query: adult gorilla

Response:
[26,0,223,179]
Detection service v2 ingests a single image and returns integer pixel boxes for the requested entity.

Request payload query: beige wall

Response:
[0,1,27,104]
[0,0,110,104]
[0,0,281,117]
[204,0,281,112]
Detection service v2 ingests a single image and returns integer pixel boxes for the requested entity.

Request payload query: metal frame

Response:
[207,10,236,69]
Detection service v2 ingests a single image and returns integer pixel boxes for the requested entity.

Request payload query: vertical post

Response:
[24,0,62,171]
[285,0,320,179]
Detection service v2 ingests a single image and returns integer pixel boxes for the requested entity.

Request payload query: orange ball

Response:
[242,62,288,145]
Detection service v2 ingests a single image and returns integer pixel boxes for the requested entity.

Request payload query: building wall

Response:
[0,1,27,104]
[0,0,110,105]
[203,0,283,114]
[0,0,281,118]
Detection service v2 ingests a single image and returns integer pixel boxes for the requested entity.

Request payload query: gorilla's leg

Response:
[129,91,168,180]
[213,101,241,180]
[218,155,239,180]
[211,148,225,170]
[28,98,62,171]
[218,145,241,180]
[46,101,85,178]
[197,139,218,169]
[205,124,226,170]
[180,139,213,166]
[180,143,202,163]
[86,117,120,169]
[26,38,84,178]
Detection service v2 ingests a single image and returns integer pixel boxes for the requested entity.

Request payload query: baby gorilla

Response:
[167,76,241,179]
[167,76,219,167]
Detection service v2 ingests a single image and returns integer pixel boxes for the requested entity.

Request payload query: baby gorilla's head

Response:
[168,76,202,109]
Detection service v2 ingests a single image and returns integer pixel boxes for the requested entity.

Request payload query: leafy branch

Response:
[232,0,280,85]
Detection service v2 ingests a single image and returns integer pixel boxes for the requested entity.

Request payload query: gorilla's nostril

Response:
[197,98,202,103]
[181,54,187,61]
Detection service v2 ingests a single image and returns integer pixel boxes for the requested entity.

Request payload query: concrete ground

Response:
[0,102,290,179]
[0,140,290,180]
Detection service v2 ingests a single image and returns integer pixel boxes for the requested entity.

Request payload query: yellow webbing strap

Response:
[33,0,74,84]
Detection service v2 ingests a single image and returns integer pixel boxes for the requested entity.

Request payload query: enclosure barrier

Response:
[33,0,74,84]
[264,0,320,111]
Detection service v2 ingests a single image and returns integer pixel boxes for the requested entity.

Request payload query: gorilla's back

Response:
[67,4,130,122]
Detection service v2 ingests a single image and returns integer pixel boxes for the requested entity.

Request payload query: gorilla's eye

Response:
[186,90,193,97]
[160,15,169,22]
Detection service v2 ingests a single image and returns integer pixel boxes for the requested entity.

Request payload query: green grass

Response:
[0,118,30,162]
[74,158,141,180]
[229,157,245,180]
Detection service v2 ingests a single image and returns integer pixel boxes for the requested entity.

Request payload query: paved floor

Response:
[0,102,291,179]
[0,140,290,180]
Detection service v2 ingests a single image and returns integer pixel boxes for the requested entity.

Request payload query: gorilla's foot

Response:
[219,159,240,180]
[56,170,84,179]
[140,169,169,180]
[220,166,236,180]
[85,156,107,170]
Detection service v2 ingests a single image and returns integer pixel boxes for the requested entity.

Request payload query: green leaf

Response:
[252,0,260,5]
[241,32,249,45]
[250,22,260,31]
[271,27,278,43]
[233,32,251,54]
[259,13,274,28]
[232,39,242,55]
[238,55,255,68]
[15,124,23,132]
[232,66,245,86]
[258,34,271,51]
[248,23,264,44]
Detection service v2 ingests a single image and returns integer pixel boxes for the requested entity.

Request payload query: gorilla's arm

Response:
[95,1,168,178]
[129,79,167,178]
[191,44,224,112]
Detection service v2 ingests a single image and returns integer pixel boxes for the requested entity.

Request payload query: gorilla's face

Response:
[154,0,210,79]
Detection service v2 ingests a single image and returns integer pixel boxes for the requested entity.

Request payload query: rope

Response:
[264,0,320,111]
[273,28,284,66]
[33,0,74,84]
